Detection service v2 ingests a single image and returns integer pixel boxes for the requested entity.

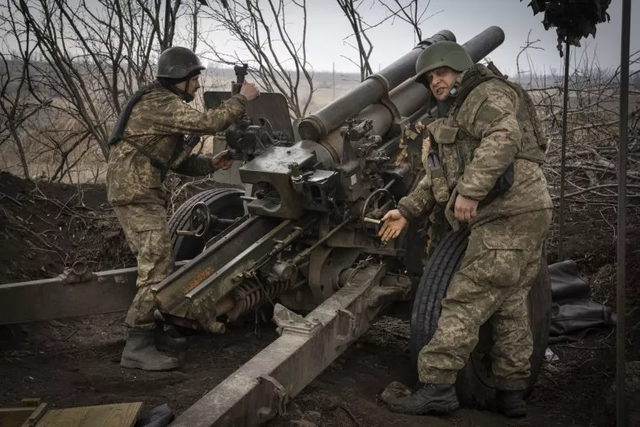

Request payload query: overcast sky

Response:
[205,0,638,77]
[2,0,636,78]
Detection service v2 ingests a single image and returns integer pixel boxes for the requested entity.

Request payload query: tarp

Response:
[549,260,617,343]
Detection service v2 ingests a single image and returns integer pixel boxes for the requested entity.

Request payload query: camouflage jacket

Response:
[397,64,553,228]
[106,87,247,206]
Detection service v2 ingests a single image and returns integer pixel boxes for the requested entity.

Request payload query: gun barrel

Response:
[349,26,506,138]
[297,30,456,142]
[463,25,506,63]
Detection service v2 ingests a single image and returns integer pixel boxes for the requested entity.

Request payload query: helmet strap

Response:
[157,69,200,103]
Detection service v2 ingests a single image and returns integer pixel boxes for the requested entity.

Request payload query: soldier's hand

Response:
[240,81,259,101]
[211,150,234,171]
[378,209,408,243]
[454,194,479,222]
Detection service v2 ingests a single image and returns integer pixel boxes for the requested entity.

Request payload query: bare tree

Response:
[522,49,640,257]
[2,0,196,168]
[200,0,315,119]
[337,0,437,81]
[0,12,49,180]
[336,0,375,81]
[515,29,545,85]
[377,0,442,44]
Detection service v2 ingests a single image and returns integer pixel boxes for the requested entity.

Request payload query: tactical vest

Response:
[109,81,188,182]
[425,64,547,204]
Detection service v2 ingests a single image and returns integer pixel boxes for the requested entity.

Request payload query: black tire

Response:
[409,228,551,409]
[168,188,245,261]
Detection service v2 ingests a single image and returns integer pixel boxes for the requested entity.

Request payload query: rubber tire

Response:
[409,228,551,409]
[168,188,245,261]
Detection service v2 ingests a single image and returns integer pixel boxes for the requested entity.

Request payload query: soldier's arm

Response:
[144,92,248,136]
[397,173,436,220]
[456,82,521,201]
[172,154,217,176]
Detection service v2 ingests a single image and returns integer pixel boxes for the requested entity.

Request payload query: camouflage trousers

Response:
[417,208,553,390]
[113,203,174,329]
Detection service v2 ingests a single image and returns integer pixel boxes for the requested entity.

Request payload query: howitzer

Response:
[0,25,553,427]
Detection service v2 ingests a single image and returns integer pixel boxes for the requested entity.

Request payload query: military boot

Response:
[120,328,179,371]
[154,322,189,352]
[494,389,527,418]
[387,383,459,415]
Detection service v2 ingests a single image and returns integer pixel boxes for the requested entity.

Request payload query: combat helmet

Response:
[415,41,474,83]
[156,46,205,80]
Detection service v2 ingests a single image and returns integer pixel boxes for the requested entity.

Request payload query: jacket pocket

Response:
[430,123,462,190]
[480,232,529,287]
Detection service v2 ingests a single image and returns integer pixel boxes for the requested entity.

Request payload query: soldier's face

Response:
[428,67,458,101]
[176,75,201,96]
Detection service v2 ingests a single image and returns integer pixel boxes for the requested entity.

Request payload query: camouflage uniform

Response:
[107,87,247,329]
[397,64,553,390]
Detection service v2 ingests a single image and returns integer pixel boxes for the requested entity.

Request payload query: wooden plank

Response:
[0,407,36,427]
[20,399,42,408]
[35,403,142,427]
[21,403,48,427]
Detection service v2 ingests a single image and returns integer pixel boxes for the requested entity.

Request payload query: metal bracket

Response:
[58,261,94,284]
[256,374,289,423]
[335,308,358,349]
[272,303,321,336]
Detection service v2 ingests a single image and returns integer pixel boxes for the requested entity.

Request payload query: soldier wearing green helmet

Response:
[379,40,553,418]
[106,46,259,372]
[414,40,475,81]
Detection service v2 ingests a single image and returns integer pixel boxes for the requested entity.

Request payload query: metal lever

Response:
[363,217,381,225]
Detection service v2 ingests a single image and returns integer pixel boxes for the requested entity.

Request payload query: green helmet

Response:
[156,46,205,80]
[415,41,474,83]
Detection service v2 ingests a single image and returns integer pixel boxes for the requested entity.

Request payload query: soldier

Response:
[378,41,553,417]
[106,46,259,371]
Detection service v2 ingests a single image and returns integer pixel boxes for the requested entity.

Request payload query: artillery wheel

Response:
[168,188,245,261]
[409,228,551,409]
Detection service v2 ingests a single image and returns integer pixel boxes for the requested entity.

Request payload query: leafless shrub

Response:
[527,49,640,257]
[199,0,316,119]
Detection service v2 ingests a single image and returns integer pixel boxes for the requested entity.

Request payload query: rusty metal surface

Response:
[169,262,394,427]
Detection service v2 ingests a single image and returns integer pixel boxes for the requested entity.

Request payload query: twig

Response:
[55,191,78,219]
[551,184,640,200]
[62,329,78,341]
[0,192,24,206]
[339,404,360,427]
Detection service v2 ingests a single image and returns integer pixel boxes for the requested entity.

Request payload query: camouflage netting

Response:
[522,0,612,55]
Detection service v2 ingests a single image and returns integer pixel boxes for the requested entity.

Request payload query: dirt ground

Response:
[0,171,638,427]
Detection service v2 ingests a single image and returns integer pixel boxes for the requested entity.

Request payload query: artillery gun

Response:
[0,26,552,427]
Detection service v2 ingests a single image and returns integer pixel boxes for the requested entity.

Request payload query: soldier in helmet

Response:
[106,46,259,371]
[379,41,553,417]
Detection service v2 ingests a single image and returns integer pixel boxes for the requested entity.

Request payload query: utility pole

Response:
[332,62,336,100]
